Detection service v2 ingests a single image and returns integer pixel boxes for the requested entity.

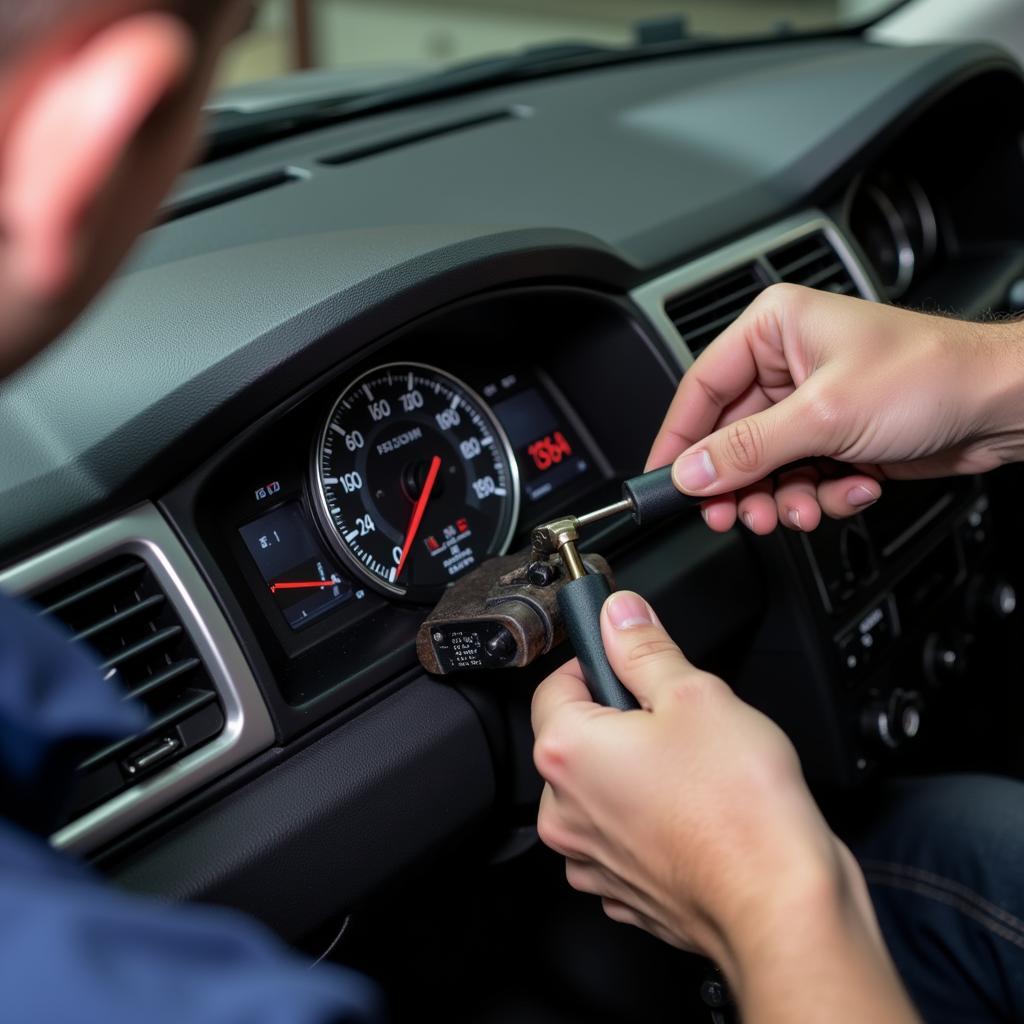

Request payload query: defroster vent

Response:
[664,262,769,357]
[35,556,225,822]
[765,231,859,295]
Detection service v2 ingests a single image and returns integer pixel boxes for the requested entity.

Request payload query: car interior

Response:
[3,3,1024,1020]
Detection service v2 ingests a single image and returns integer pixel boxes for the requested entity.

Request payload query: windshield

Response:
[218,1,906,92]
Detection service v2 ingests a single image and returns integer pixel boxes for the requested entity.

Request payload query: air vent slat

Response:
[799,262,845,290]
[685,309,750,343]
[100,624,183,672]
[665,262,768,357]
[771,245,833,279]
[765,231,860,297]
[671,281,764,328]
[40,562,146,617]
[33,555,225,823]
[73,593,164,643]
[122,656,201,704]
[79,689,218,771]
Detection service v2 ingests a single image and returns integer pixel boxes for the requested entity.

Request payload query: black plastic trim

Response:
[110,677,496,939]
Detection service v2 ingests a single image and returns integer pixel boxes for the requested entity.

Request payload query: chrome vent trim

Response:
[0,504,274,854]
[631,211,879,371]
[36,554,224,821]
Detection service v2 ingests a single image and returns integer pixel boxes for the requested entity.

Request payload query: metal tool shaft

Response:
[575,497,634,528]
[560,541,587,580]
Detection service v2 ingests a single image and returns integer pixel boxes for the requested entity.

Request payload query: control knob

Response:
[922,631,968,687]
[965,575,1017,627]
[861,689,923,750]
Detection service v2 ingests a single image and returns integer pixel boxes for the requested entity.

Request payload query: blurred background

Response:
[218,0,892,88]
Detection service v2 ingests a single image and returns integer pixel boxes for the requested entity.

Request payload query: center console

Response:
[734,476,1017,788]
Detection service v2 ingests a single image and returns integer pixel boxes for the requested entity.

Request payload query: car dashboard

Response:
[1,36,1024,947]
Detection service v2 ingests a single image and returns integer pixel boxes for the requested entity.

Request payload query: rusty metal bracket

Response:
[416,547,612,675]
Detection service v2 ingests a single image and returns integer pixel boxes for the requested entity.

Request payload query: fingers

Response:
[646,286,795,471]
[600,592,714,712]
[816,475,882,517]
[537,785,587,859]
[566,865,681,948]
[735,479,778,535]
[601,898,685,949]
[717,470,883,535]
[672,390,820,499]
[701,495,738,533]
[732,469,881,533]
[773,467,823,532]
[565,858,613,897]
[530,658,592,736]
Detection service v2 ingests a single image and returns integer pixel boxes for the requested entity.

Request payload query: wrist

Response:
[699,840,919,1021]
[961,319,1024,468]
[709,839,887,996]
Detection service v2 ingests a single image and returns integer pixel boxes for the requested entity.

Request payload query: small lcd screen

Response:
[492,387,590,503]
[239,502,358,630]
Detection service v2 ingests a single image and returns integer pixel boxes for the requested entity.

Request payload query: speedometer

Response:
[312,363,521,601]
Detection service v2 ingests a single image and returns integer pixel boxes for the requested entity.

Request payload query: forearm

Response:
[719,855,919,1024]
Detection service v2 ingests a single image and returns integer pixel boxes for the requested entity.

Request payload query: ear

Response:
[0,13,194,298]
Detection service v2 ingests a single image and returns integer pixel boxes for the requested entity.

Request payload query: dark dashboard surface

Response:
[0,38,1016,561]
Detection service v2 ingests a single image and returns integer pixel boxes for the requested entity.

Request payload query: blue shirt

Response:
[0,589,382,1022]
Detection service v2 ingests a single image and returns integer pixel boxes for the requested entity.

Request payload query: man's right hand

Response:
[648,284,1024,533]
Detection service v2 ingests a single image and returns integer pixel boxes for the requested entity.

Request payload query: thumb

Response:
[671,392,815,497]
[600,592,701,710]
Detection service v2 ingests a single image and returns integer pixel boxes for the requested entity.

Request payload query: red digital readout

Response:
[528,431,573,472]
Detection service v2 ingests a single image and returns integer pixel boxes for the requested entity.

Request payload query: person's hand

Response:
[647,284,1024,533]
[531,592,919,1021]
[531,590,869,969]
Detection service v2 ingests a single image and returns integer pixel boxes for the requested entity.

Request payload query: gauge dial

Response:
[312,363,520,600]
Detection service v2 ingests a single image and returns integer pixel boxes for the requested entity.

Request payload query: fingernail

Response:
[606,592,654,630]
[848,485,879,508]
[742,512,754,531]
[787,508,801,530]
[701,507,710,526]
[673,450,716,493]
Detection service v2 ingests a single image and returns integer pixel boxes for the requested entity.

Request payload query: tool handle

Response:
[558,573,639,711]
[622,465,703,527]
[623,460,828,528]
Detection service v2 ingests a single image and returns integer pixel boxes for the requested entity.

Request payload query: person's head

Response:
[0,0,251,377]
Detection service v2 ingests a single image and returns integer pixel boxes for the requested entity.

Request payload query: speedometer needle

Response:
[270,578,339,593]
[395,454,442,581]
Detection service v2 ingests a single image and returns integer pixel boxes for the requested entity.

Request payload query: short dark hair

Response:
[0,0,222,61]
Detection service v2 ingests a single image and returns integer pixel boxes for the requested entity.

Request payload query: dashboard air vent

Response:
[35,556,225,821]
[765,231,858,295]
[161,170,301,225]
[665,262,769,356]
[318,108,521,167]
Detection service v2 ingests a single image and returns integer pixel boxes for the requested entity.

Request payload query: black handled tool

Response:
[531,465,701,709]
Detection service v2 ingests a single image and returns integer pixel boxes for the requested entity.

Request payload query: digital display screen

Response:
[239,502,364,630]
[491,386,590,503]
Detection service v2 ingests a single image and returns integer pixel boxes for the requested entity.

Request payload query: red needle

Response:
[395,454,442,581]
[270,580,337,593]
